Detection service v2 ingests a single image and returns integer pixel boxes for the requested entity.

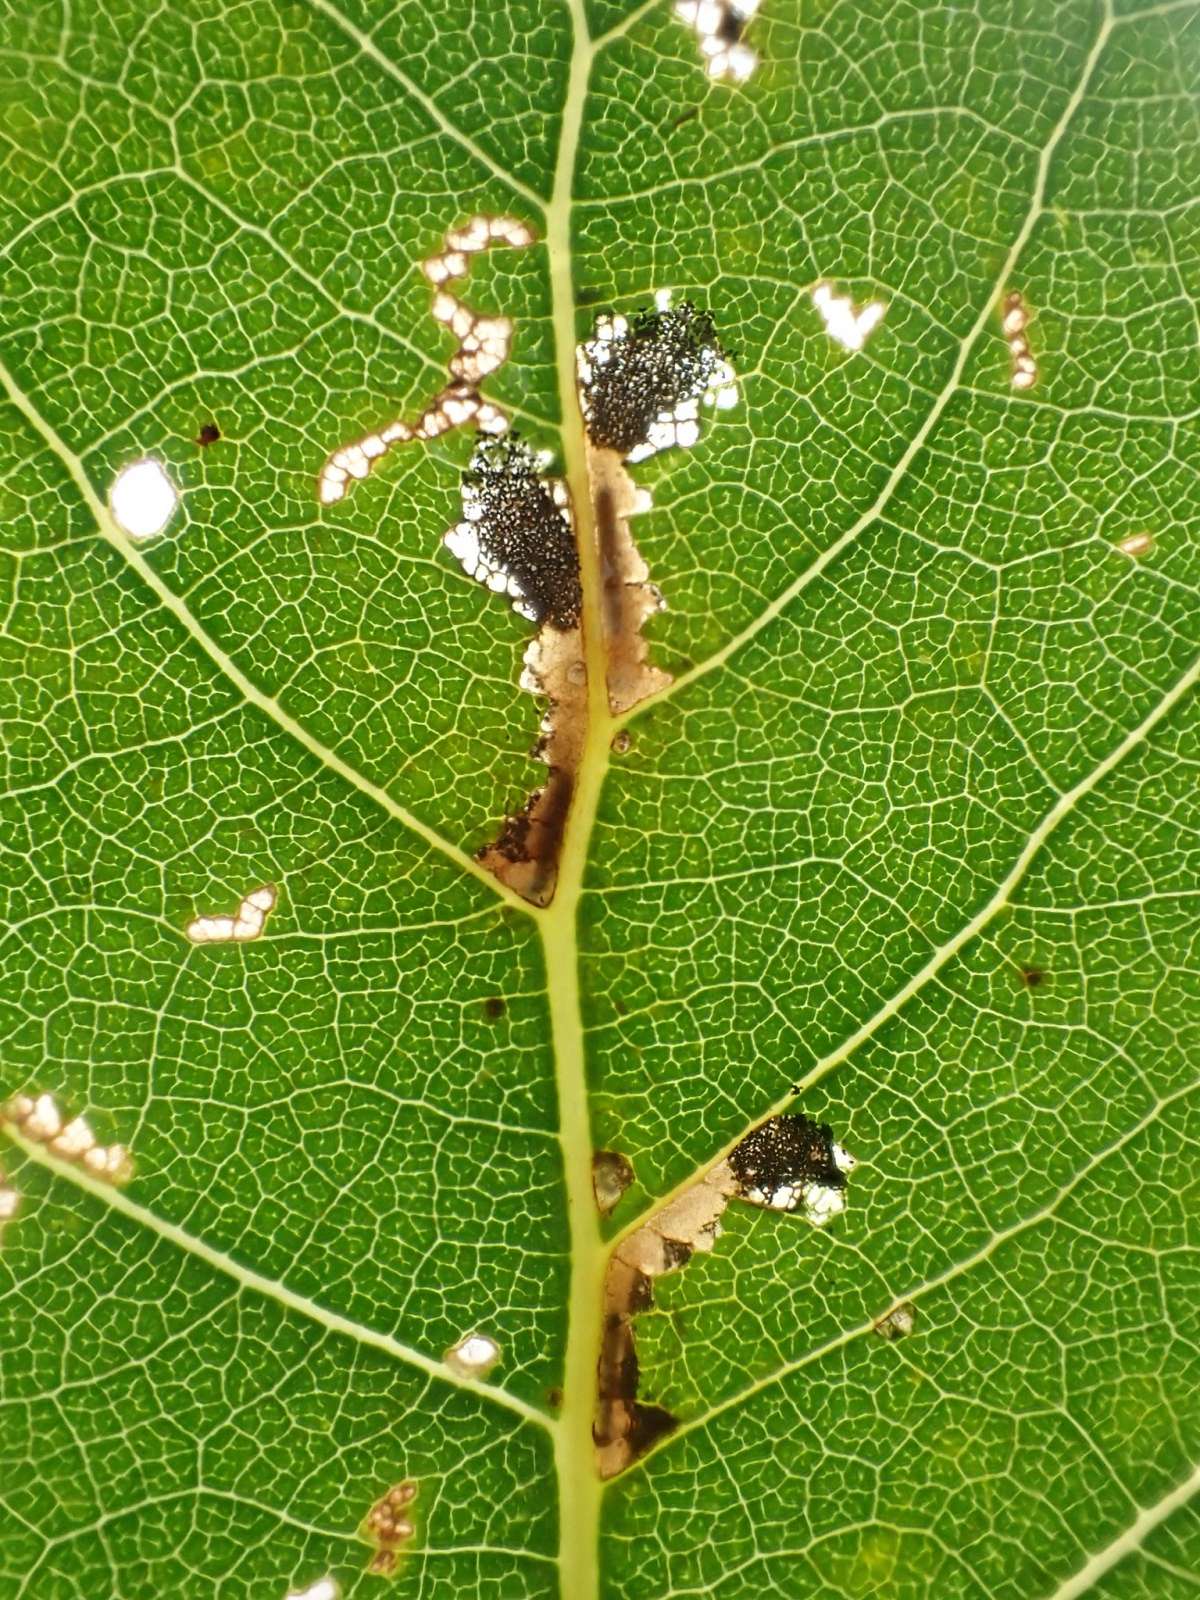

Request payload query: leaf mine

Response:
[447,434,586,905]
[596,1113,853,1476]
[811,282,887,352]
[3,1093,131,1183]
[1118,530,1154,557]
[317,213,534,505]
[109,457,179,540]
[185,882,277,944]
[362,1481,418,1577]
[675,0,759,83]
[577,297,737,714]
[1002,290,1038,390]
[874,1302,916,1341]
[592,1149,635,1216]
[444,1331,502,1378]
[445,435,581,628]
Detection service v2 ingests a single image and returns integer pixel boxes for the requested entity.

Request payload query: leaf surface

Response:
[1,2,1198,1598]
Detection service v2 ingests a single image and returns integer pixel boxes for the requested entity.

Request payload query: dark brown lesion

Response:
[475,622,586,906]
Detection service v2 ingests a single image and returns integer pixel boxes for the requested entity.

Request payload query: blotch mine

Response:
[445,434,581,628]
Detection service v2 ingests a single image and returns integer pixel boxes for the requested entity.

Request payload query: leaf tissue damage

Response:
[596,1114,853,1476]
[466,295,735,901]
[316,211,736,904]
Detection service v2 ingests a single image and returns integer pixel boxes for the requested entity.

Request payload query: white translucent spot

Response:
[676,0,758,82]
[5,1092,131,1183]
[286,1580,340,1600]
[1118,531,1154,557]
[186,884,276,945]
[25,1093,62,1141]
[0,1184,18,1223]
[110,458,178,540]
[812,282,886,352]
[445,1332,501,1377]
[1002,291,1038,391]
[318,215,534,505]
[51,1116,95,1158]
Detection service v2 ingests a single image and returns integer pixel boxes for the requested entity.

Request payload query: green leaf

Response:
[1,2,1198,1599]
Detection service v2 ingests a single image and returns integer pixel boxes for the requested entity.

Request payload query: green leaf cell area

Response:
[1,2,1199,1599]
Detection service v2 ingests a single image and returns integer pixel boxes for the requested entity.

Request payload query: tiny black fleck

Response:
[582,302,728,457]
[462,434,581,629]
[483,996,506,1020]
[716,7,744,42]
[730,1114,845,1202]
[1022,966,1045,988]
[670,106,700,129]
[196,422,221,447]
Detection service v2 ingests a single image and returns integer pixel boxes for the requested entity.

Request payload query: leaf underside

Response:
[1,2,1199,1599]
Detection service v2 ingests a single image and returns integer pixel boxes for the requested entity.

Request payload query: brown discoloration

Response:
[588,441,673,715]
[477,624,586,906]
[596,1117,854,1476]
[195,422,220,447]
[592,1149,635,1216]
[595,1161,735,1477]
[362,1481,418,1574]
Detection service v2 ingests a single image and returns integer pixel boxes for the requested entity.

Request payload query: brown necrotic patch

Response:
[476,617,586,907]
[593,1150,635,1216]
[588,445,672,713]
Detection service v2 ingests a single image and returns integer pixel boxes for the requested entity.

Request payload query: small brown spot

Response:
[547,1386,563,1409]
[482,996,506,1020]
[1021,966,1045,988]
[670,106,700,129]
[611,729,632,754]
[196,422,220,447]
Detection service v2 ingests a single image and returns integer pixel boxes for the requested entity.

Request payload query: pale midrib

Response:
[0,1126,546,1429]
[0,355,532,917]
[1045,1462,1200,1600]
